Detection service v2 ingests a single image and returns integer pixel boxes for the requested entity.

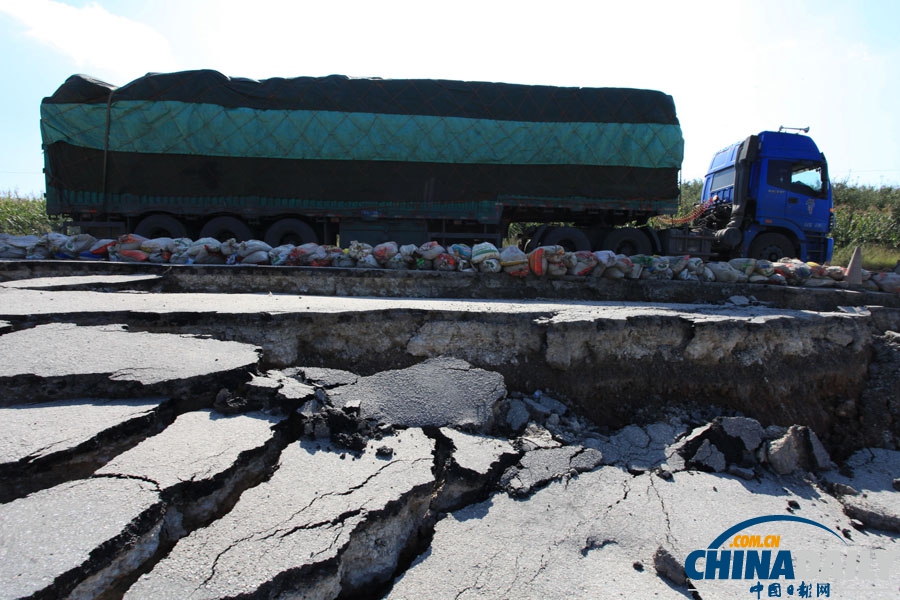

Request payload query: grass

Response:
[831,244,900,271]
[0,192,63,236]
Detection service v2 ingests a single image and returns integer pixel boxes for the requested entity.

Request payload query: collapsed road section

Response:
[0,271,899,599]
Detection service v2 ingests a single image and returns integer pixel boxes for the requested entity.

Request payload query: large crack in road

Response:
[1,273,899,599]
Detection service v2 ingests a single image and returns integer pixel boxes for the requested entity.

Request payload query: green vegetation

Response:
[0,192,63,235]
[828,180,900,269]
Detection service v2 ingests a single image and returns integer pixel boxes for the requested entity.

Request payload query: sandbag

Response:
[237,239,272,257]
[541,245,566,264]
[685,257,705,274]
[0,234,39,258]
[448,243,473,261]
[356,254,381,268]
[268,244,295,266]
[332,252,356,268]
[528,247,548,276]
[305,245,332,267]
[417,241,445,261]
[499,246,528,266]
[59,233,97,259]
[113,248,150,262]
[603,266,626,279]
[373,241,399,264]
[547,261,568,277]
[728,258,757,276]
[772,260,812,284]
[753,259,775,277]
[385,253,408,269]
[399,244,418,264]
[593,250,617,269]
[458,259,476,273]
[873,272,900,294]
[478,258,502,273]
[471,242,500,264]
[823,265,845,281]
[503,261,530,277]
[347,241,373,260]
[181,238,224,264]
[706,261,748,283]
[316,245,344,267]
[434,253,458,271]
[613,254,634,272]
[666,255,689,275]
[288,242,322,265]
[568,251,598,276]
[240,250,270,265]
[140,237,175,254]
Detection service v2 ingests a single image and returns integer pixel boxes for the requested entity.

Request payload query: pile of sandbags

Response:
[2,232,899,294]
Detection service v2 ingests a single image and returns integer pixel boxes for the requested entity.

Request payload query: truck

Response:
[40,70,833,263]
[695,128,834,263]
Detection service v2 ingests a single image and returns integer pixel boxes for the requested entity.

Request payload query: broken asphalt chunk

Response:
[501,446,603,497]
[0,477,164,600]
[0,323,260,405]
[327,356,505,431]
[95,409,285,530]
[0,397,169,502]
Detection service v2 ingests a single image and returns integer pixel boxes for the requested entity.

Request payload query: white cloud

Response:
[0,0,178,83]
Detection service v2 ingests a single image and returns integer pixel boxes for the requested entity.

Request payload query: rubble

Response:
[327,356,506,432]
[765,424,836,475]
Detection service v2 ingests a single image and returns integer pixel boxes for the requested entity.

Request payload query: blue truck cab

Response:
[700,129,834,263]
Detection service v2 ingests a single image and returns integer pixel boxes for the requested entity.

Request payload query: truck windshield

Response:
[767,160,827,197]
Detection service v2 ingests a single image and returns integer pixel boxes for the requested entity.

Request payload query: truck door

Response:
[764,159,829,230]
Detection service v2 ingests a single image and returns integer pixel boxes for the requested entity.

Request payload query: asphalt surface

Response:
[0,270,899,599]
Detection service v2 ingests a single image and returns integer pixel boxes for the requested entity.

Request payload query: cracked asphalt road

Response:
[1,274,899,599]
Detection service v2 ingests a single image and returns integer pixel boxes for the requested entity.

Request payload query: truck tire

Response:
[541,227,591,252]
[134,214,188,239]
[264,218,318,247]
[200,216,253,241]
[602,227,652,255]
[748,233,795,262]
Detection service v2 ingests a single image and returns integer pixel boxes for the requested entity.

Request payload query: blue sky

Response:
[1,0,898,196]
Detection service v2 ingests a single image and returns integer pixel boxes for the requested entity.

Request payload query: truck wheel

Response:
[264,218,318,247]
[200,216,253,241]
[541,227,591,252]
[134,214,188,239]
[602,227,652,255]
[748,233,795,262]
